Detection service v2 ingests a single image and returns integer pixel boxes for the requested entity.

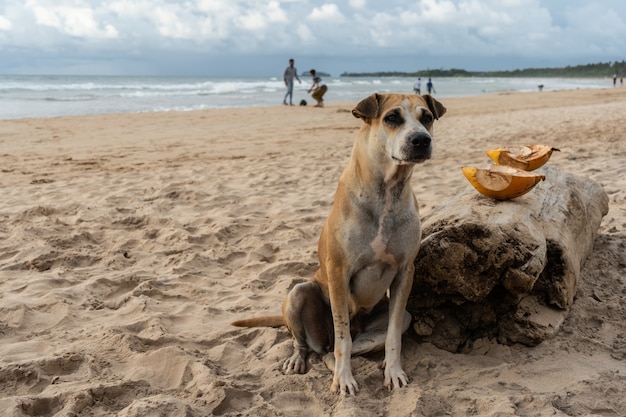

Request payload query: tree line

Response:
[340,61,626,78]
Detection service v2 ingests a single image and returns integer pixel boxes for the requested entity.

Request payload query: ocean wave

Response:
[43,95,99,102]
[0,75,612,119]
[0,78,284,94]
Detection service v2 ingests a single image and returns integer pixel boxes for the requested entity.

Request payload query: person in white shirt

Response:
[413,78,421,94]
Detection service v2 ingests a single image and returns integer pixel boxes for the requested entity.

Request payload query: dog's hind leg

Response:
[351,310,412,355]
[322,308,411,371]
[282,281,334,374]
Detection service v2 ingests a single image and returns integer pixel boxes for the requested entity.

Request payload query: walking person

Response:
[413,77,421,95]
[307,69,327,107]
[283,58,301,105]
[427,78,436,95]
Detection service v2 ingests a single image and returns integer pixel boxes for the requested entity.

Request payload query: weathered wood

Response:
[409,166,608,351]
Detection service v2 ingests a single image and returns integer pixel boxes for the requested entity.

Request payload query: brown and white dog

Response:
[232,93,446,395]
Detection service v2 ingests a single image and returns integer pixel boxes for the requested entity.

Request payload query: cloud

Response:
[0,0,625,75]
[28,1,118,39]
[307,4,345,22]
[348,0,367,9]
[418,0,458,23]
[296,23,315,43]
[0,15,12,31]
[152,6,193,39]
[108,0,152,18]
[235,1,288,31]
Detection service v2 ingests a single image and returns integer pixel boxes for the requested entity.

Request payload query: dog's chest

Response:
[351,190,421,262]
[342,195,421,308]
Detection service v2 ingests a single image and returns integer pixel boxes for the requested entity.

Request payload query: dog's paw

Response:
[331,372,359,396]
[282,353,307,374]
[384,365,409,390]
[322,352,335,371]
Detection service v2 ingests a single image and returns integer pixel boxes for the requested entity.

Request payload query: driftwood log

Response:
[409,166,609,351]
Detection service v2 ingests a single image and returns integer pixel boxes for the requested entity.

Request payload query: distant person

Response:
[613,73,617,87]
[283,58,301,105]
[307,69,327,107]
[413,77,421,94]
[621,77,623,87]
[426,78,436,94]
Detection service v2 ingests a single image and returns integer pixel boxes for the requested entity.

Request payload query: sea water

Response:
[0,74,611,120]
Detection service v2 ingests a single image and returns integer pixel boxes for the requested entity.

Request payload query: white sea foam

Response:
[0,74,612,119]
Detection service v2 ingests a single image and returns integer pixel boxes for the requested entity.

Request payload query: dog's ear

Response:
[352,93,381,122]
[422,94,447,120]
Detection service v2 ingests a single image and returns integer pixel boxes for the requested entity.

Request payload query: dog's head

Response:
[352,93,446,164]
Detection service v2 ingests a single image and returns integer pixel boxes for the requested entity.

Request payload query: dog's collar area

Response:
[392,155,430,165]
[391,156,410,164]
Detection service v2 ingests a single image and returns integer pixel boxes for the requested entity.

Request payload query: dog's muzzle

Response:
[402,132,432,162]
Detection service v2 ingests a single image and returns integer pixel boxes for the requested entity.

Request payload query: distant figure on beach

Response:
[283,58,301,105]
[307,69,327,107]
[621,77,624,86]
[613,73,617,87]
[538,84,544,91]
[413,78,421,94]
[427,78,436,94]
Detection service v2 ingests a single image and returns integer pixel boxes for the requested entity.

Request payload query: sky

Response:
[0,0,625,77]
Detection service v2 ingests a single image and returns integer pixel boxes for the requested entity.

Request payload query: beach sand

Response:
[0,88,624,416]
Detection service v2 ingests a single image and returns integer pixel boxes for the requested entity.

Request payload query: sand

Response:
[0,87,624,417]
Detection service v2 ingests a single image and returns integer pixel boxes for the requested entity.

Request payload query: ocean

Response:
[0,74,611,120]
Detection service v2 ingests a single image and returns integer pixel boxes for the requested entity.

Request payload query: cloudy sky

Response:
[1,0,625,76]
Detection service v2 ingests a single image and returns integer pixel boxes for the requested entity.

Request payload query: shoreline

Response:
[0,75,617,121]
[1,84,620,122]
[0,84,623,123]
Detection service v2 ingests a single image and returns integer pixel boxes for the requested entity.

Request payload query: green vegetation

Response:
[340,61,626,78]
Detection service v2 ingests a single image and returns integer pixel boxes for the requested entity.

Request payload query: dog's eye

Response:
[384,112,403,126]
[421,112,434,125]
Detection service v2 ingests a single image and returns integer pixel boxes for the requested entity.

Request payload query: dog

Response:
[232,93,446,395]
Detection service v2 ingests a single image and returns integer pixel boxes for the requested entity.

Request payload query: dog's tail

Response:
[231,316,285,328]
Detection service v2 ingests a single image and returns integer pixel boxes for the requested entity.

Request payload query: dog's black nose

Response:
[408,132,431,150]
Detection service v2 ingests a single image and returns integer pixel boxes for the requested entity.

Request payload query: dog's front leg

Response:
[327,263,359,395]
[383,263,414,390]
